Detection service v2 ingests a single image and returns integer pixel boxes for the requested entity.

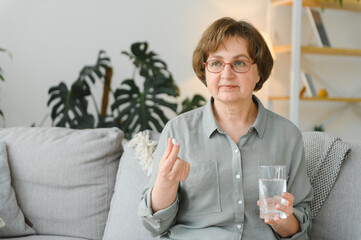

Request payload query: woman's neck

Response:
[212,97,258,142]
[213,97,257,124]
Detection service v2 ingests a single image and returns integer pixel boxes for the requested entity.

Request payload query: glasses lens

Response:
[207,60,224,73]
[232,60,250,73]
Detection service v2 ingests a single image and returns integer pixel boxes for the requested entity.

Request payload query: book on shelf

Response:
[301,71,317,97]
[306,8,331,47]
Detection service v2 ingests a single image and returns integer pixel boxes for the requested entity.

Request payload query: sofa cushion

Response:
[0,127,124,240]
[102,130,159,240]
[309,140,361,240]
[0,141,36,238]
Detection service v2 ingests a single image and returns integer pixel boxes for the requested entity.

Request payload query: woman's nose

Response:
[221,63,236,78]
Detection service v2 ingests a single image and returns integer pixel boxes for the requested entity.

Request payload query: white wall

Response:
[0,0,269,127]
[1,0,360,141]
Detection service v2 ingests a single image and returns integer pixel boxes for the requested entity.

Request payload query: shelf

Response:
[269,96,361,103]
[274,45,361,56]
[271,0,361,12]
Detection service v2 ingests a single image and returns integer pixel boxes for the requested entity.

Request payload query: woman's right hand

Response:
[157,138,190,186]
[151,138,190,212]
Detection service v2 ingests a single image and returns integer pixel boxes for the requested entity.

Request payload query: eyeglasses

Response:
[204,59,255,73]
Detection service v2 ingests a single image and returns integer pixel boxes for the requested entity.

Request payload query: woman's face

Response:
[205,36,260,105]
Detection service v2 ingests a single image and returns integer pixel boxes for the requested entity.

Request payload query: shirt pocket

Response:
[183,160,221,216]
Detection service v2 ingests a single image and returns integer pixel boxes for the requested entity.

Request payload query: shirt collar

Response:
[251,95,267,138]
[202,95,268,139]
[202,97,219,138]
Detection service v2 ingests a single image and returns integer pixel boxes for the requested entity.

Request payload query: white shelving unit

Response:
[268,0,361,127]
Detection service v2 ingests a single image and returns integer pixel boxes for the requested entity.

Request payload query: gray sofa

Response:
[0,127,359,240]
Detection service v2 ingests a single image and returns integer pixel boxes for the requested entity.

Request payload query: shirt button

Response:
[238,200,243,205]
[235,149,239,154]
[236,174,241,179]
[237,224,242,229]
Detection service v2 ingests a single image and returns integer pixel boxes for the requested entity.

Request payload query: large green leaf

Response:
[121,42,169,78]
[78,50,110,84]
[112,76,178,139]
[47,81,94,128]
[179,94,207,114]
[47,50,111,129]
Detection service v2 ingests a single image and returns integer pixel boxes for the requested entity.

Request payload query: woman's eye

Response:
[234,60,246,66]
[211,61,222,67]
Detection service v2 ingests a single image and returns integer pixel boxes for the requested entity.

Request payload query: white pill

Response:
[172,138,177,145]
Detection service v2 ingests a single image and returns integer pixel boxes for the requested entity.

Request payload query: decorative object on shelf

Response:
[317,89,329,98]
[47,42,206,139]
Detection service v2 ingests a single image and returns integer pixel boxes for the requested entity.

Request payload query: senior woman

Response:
[138,17,313,240]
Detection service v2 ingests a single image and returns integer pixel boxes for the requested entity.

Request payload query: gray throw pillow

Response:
[0,141,36,237]
[102,130,159,240]
[0,127,124,240]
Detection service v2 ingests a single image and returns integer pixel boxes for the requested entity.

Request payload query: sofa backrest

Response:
[0,127,124,240]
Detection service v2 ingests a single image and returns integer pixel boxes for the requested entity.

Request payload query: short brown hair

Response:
[192,17,273,91]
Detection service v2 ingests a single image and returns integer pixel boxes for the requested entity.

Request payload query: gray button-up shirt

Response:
[138,96,313,240]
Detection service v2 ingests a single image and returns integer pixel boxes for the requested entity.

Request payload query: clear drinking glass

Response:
[258,165,287,219]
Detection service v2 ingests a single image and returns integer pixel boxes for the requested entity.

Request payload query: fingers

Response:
[161,138,174,160]
[181,161,190,181]
[172,157,190,182]
[161,138,179,172]
[158,138,190,183]
[263,192,295,227]
[282,192,295,206]
[265,215,286,226]
[276,203,293,217]
[167,139,180,167]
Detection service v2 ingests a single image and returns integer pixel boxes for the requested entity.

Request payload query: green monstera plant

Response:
[112,42,181,138]
[47,42,206,139]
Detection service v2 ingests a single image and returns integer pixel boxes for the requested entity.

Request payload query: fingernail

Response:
[172,138,177,145]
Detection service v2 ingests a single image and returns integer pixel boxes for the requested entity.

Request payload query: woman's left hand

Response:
[264,192,294,227]
[257,192,300,237]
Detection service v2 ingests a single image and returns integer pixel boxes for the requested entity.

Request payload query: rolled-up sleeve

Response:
[138,187,180,237]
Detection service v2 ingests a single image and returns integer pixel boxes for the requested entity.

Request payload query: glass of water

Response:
[258,165,287,220]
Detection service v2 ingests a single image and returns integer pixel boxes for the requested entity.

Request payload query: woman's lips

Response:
[219,84,238,90]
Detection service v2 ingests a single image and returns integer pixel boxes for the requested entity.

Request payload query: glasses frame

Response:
[203,59,256,73]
